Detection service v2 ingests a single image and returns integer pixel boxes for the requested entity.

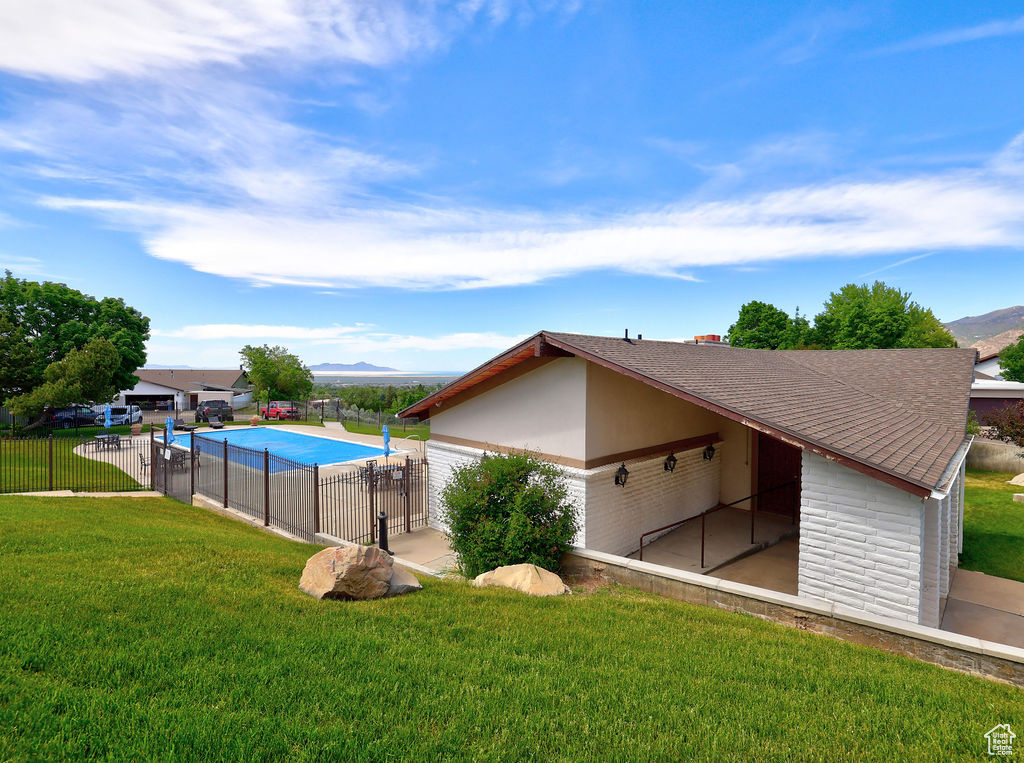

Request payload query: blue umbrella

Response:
[164,416,175,445]
[103,404,112,429]
[382,424,390,462]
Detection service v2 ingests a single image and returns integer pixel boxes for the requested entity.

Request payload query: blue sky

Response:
[1,1,1023,371]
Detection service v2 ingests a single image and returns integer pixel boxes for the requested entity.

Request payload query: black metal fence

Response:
[320,457,429,544]
[148,430,430,544]
[0,433,145,493]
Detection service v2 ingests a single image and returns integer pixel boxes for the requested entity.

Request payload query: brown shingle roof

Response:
[401,331,975,495]
[135,369,249,392]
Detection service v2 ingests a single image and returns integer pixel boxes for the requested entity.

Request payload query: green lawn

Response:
[1,496,1021,760]
[343,419,431,440]
[962,468,1024,583]
[0,437,141,493]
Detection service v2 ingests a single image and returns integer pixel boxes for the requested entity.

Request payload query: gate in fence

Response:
[150,429,429,544]
[152,435,193,504]
[320,457,430,544]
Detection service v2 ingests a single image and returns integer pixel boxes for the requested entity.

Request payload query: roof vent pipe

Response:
[637,334,642,340]
[624,329,629,340]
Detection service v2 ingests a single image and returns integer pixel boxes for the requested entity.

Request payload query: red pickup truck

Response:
[260,401,300,420]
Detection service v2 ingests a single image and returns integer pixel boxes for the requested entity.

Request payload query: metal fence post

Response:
[404,456,411,533]
[150,427,155,491]
[263,448,270,526]
[313,463,320,535]
[189,434,196,499]
[223,438,229,509]
[48,434,53,491]
[368,461,376,544]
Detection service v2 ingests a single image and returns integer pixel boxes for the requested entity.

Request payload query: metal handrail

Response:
[638,479,798,567]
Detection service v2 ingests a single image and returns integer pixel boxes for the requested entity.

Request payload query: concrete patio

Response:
[626,507,797,575]
[940,569,1024,649]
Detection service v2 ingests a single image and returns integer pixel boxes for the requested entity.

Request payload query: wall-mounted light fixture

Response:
[614,463,629,487]
[663,452,677,472]
[702,444,716,462]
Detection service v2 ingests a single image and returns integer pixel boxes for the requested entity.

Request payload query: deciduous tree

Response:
[240,344,313,404]
[0,272,149,411]
[7,338,121,418]
[999,337,1024,383]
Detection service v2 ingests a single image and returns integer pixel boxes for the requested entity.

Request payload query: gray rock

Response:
[299,545,393,600]
[386,566,423,597]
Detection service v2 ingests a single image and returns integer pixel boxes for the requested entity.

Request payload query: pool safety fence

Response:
[151,427,429,544]
[0,432,146,493]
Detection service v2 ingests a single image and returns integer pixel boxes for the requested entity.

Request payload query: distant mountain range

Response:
[944,306,1024,355]
[308,361,398,372]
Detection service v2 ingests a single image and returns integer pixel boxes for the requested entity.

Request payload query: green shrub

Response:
[440,451,579,578]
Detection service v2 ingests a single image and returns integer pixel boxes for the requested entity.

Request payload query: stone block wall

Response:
[798,452,928,625]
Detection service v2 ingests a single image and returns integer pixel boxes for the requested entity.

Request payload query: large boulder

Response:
[299,545,394,600]
[386,566,423,597]
[473,564,569,597]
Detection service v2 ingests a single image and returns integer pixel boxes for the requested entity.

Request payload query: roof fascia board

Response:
[397,332,546,419]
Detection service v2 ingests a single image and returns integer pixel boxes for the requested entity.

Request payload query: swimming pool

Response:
[167,427,385,466]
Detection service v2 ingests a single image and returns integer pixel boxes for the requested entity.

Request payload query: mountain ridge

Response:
[944,305,1024,348]
[308,361,399,372]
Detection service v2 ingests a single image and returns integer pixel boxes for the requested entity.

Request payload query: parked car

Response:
[260,401,300,420]
[93,405,142,426]
[49,405,96,429]
[195,400,235,423]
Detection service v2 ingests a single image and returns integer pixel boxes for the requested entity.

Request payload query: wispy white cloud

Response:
[1,254,45,275]
[146,325,528,364]
[152,323,368,340]
[858,252,935,278]
[868,14,1024,57]
[42,135,1024,290]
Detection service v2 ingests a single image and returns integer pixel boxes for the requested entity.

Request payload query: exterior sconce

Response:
[702,444,716,462]
[663,453,677,473]
[614,463,629,487]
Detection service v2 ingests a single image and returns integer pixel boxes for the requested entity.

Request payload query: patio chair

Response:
[173,418,198,433]
[138,451,150,473]
[208,415,225,429]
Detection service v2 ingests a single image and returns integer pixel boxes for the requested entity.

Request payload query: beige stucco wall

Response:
[429,357,753,500]
[430,357,588,460]
[584,363,751,504]
[584,363,718,458]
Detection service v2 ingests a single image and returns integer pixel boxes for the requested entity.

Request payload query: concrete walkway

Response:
[941,569,1024,649]
[386,526,457,573]
[712,536,799,595]
[626,507,797,575]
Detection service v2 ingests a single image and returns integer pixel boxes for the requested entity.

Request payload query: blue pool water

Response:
[167,427,385,466]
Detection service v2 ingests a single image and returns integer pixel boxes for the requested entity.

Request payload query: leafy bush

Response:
[966,409,980,437]
[984,401,1024,459]
[440,452,579,578]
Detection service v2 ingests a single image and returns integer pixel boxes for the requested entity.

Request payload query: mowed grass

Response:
[343,420,431,440]
[962,468,1024,583]
[1,497,1022,760]
[0,437,141,493]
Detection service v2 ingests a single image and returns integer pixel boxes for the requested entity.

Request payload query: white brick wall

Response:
[582,447,720,557]
[798,452,929,625]
[425,440,588,545]
[425,440,719,555]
